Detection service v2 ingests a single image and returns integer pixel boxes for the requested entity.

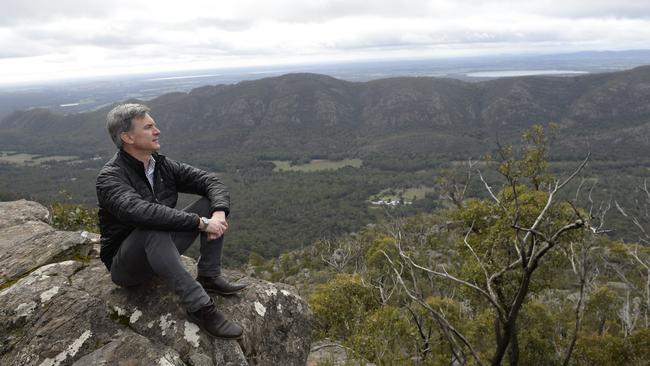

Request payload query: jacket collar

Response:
[117,149,165,172]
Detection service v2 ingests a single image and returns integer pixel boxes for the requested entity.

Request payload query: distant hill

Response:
[2,66,650,161]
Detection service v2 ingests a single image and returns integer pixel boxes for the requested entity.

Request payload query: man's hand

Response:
[205,211,228,241]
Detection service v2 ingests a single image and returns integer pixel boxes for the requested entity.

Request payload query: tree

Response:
[383,125,590,365]
[435,159,476,209]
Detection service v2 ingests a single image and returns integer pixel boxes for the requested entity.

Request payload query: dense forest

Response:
[249,126,650,365]
[40,125,650,365]
[3,68,650,265]
[6,125,650,267]
[3,69,650,364]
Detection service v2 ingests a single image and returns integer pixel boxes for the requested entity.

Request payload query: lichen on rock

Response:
[0,200,312,365]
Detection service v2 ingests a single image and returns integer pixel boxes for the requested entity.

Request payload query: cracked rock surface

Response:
[0,200,92,284]
[0,200,312,365]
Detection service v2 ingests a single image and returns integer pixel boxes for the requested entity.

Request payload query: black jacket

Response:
[96,149,230,269]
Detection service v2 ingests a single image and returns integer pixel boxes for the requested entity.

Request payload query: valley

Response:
[2,65,650,265]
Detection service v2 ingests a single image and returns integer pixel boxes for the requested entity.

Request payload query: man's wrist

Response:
[211,210,226,218]
[198,216,210,231]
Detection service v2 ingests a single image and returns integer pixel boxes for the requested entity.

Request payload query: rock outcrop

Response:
[0,200,312,366]
[0,200,93,285]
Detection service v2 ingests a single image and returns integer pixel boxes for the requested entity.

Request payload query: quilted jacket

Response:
[96,149,229,269]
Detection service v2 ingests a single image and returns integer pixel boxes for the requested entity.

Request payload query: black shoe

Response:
[187,299,243,339]
[197,275,247,296]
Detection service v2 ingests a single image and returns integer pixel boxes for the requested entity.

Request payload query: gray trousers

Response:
[110,197,222,312]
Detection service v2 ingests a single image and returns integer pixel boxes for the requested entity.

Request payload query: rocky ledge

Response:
[0,200,312,366]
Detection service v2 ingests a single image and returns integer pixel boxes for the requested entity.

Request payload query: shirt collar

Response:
[146,155,156,174]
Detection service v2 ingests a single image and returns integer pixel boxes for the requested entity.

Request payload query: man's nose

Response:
[153,127,161,135]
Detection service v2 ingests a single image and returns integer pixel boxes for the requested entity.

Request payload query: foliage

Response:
[274,124,650,366]
[348,306,415,365]
[309,274,380,341]
[584,285,621,335]
[6,101,650,364]
[252,204,650,365]
[50,202,99,232]
[517,300,560,366]
[572,332,630,365]
[49,191,99,233]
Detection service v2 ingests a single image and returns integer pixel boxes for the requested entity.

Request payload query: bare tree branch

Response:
[557,153,590,192]
[479,170,502,207]
[382,250,485,366]
[391,235,506,320]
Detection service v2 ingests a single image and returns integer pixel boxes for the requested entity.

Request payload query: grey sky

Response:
[1,0,649,83]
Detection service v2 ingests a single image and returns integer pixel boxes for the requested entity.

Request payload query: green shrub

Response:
[573,332,630,366]
[349,305,415,365]
[309,273,379,340]
[50,202,98,233]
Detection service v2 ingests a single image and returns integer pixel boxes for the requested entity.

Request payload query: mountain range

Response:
[2,66,650,163]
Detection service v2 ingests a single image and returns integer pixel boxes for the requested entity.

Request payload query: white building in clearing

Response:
[370,199,412,206]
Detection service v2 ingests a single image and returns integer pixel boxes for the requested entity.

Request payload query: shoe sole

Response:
[186,313,244,340]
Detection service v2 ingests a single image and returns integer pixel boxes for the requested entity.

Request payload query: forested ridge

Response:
[4,66,650,161]
[251,127,650,365]
[3,68,650,364]
[3,67,650,265]
[38,125,650,364]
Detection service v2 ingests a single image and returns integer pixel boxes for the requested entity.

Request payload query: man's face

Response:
[121,113,161,153]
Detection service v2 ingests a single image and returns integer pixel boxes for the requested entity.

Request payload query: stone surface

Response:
[0,199,51,229]
[0,200,92,285]
[73,331,187,366]
[306,341,373,366]
[306,341,349,366]
[0,261,119,366]
[0,201,312,365]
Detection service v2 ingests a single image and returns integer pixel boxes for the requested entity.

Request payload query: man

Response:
[96,103,246,339]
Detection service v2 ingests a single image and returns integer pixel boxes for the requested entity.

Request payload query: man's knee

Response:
[137,229,174,244]
[142,229,173,238]
[130,229,179,254]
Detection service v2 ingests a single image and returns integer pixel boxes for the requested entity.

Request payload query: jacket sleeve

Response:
[97,166,200,231]
[167,159,231,216]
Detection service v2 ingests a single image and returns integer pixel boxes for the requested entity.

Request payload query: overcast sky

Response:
[1,0,649,84]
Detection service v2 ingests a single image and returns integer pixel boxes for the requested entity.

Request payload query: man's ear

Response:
[120,131,133,146]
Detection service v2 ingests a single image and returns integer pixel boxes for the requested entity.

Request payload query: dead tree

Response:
[315,238,354,273]
[560,239,601,366]
[436,159,477,209]
[615,179,650,245]
[555,179,611,365]
[613,180,650,329]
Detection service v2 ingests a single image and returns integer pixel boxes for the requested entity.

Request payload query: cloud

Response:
[192,17,257,32]
[0,0,121,25]
[520,0,650,19]
[1,0,650,83]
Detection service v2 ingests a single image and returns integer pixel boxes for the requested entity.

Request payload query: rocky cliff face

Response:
[0,200,312,366]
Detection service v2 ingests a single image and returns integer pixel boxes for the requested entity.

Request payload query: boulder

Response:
[0,199,51,228]
[0,200,312,365]
[306,341,374,366]
[0,200,92,286]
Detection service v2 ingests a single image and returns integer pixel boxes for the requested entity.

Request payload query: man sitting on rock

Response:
[96,103,246,339]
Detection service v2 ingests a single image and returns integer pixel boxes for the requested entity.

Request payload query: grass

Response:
[273,159,363,172]
[0,151,78,166]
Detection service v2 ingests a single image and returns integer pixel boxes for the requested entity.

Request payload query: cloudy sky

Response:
[1,0,649,84]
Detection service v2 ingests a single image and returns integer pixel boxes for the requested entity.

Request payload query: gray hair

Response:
[106,103,151,148]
